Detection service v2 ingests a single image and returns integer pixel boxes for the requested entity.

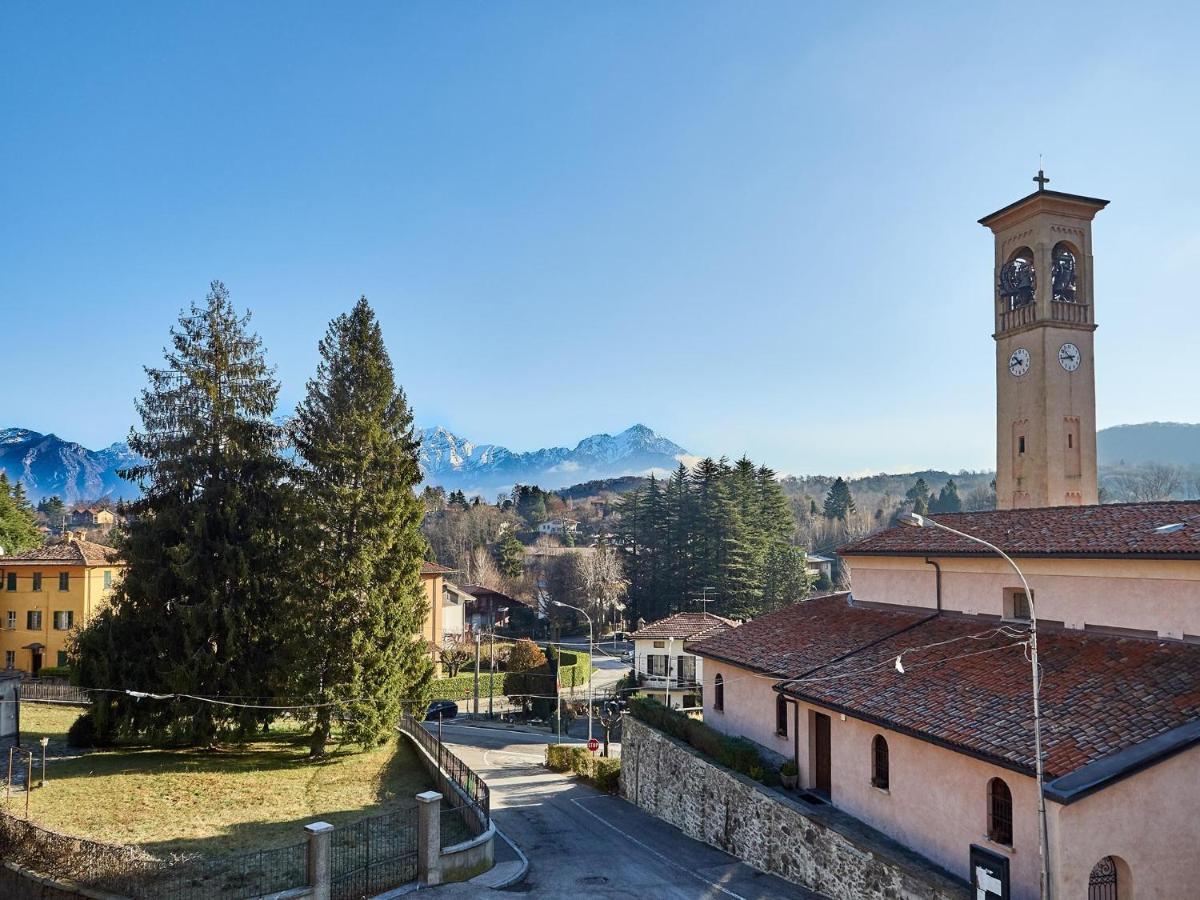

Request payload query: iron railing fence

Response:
[20,680,91,705]
[400,714,490,837]
[131,840,308,900]
[329,807,418,900]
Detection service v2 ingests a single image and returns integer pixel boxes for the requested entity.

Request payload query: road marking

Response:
[568,797,748,900]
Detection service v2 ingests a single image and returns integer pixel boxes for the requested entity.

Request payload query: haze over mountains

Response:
[2,421,1196,504]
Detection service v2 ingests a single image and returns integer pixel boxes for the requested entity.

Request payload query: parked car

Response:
[425,700,458,721]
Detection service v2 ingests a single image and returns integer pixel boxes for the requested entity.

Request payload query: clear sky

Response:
[2,2,1197,475]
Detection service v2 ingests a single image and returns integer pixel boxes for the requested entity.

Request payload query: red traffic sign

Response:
[587,738,600,753]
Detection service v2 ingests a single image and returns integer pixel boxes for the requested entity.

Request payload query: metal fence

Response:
[134,841,308,900]
[19,680,90,705]
[399,714,490,839]
[329,807,418,900]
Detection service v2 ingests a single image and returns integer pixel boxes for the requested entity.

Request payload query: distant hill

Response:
[418,424,691,496]
[1098,423,1200,467]
[0,429,140,504]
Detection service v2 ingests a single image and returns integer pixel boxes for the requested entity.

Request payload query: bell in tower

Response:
[979,172,1108,509]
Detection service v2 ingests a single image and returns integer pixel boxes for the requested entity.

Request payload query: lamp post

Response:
[898,512,1051,900]
[38,737,48,788]
[551,600,593,743]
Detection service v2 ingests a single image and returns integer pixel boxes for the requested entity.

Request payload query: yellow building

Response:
[0,534,122,675]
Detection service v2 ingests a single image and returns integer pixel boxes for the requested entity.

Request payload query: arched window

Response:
[775,694,788,736]
[1052,242,1078,303]
[713,674,724,712]
[1000,248,1036,310]
[987,778,1013,845]
[871,735,889,789]
[1088,855,1124,900]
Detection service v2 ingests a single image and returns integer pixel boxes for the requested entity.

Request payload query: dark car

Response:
[425,700,458,721]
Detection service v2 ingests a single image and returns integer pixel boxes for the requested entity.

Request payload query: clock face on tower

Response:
[1058,342,1081,372]
[1008,348,1031,377]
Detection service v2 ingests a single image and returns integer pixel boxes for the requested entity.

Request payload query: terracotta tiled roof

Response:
[839,502,1200,559]
[629,612,737,643]
[0,538,121,567]
[690,593,932,677]
[420,561,455,576]
[779,616,1200,780]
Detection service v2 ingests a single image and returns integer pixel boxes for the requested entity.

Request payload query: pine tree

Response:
[935,479,962,514]
[284,297,433,756]
[76,282,290,746]
[905,478,930,515]
[496,531,525,579]
[0,473,40,553]
[823,477,856,520]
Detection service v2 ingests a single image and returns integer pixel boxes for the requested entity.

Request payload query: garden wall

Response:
[620,717,969,900]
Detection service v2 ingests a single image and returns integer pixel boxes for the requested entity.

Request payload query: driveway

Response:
[427,721,818,899]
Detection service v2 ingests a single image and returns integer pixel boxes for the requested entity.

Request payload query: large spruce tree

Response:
[283,297,432,756]
[0,473,40,553]
[76,282,290,746]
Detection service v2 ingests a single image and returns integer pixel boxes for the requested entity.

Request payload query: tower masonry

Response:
[979,172,1107,509]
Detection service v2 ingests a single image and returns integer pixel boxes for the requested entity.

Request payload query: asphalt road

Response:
[427,721,818,900]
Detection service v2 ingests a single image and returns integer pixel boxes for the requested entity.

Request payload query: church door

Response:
[814,712,832,796]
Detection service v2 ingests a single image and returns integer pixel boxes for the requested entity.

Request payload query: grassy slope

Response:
[17,703,432,858]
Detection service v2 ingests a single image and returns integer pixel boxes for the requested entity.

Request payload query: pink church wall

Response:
[847,555,1200,638]
[697,661,1200,898]
[1050,743,1200,899]
[701,660,793,761]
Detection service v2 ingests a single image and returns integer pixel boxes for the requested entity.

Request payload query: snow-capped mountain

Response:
[0,428,141,503]
[418,424,691,495]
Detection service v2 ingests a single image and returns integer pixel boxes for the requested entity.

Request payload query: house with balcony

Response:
[629,611,736,710]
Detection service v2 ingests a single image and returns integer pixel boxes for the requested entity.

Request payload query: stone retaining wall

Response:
[620,716,970,900]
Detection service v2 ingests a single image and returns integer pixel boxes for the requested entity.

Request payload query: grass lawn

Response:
[17,703,435,859]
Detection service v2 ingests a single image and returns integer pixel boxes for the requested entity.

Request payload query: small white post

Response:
[416,790,444,886]
[305,820,334,900]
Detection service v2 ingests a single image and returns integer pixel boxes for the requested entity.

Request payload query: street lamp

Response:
[38,736,48,788]
[898,511,1051,899]
[551,600,594,743]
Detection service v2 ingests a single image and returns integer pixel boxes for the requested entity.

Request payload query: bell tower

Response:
[979,172,1107,509]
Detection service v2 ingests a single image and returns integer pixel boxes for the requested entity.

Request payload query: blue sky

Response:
[2,2,1197,475]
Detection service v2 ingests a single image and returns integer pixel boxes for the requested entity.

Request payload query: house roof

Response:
[457,584,527,606]
[629,612,737,643]
[420,561,455,576]
[690,593,931,677]
[0,538,121,567]
[839,502,1200,560]
[778,615,1200,789]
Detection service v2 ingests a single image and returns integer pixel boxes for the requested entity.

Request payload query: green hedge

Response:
[628,696,780,786]
[35,666,71,680]
[430,672,508,701]
[430,647,593,702]
[545,744,620,794]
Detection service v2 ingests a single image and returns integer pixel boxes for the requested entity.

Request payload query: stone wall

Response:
[620,716,970,900]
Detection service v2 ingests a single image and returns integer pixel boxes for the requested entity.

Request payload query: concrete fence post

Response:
[305,820,335,900]
[416,790,444,886]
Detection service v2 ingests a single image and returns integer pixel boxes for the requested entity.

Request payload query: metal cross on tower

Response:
[1033,169,1050,191]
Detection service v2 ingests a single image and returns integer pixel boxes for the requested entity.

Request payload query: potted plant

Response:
[780,761,799,789]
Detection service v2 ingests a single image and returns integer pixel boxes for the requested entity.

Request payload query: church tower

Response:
[979,173,1107,509]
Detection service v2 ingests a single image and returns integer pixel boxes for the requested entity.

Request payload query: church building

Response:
[691,174,1200,900]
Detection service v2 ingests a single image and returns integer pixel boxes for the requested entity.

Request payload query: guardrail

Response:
[20,680,90,705]
[399,714,490,839]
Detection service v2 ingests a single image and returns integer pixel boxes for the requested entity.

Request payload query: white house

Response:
[442,581,468,637]
[537,519,579,537]
[628,612,736,710]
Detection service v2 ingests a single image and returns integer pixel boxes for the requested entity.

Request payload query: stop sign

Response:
[587,737,599,752]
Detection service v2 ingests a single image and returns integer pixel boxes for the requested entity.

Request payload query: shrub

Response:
[545,744,573,771]
[67,712,98,748]
[543,744,620,793]
[628,697,780,786]
[35,666,71,680]
[780,760,798,777]
[430,672,507,702]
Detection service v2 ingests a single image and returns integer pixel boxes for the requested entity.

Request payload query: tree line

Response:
[615,458,810,623]
[74,283,430,757]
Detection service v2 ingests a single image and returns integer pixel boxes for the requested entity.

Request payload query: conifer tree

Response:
[822,477,857,520]
[496,531,525,579]
[0,473,40,553]
[284,297,432,756]
[905,477,930,515]
[76,282,290,746]
[934,479,962,514]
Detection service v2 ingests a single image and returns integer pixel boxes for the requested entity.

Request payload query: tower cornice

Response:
[979,189,1109,232]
